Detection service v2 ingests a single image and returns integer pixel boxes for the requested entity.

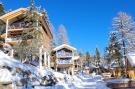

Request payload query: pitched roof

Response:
[53,44,76,51]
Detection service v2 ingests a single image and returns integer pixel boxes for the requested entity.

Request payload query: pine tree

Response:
[0,2,4,15]
[95,47,100,67]
[78,49,84,73]
[105,32,123,67]
[85,51,92,67]
[58,24,69,45]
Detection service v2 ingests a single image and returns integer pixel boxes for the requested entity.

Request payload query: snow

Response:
[0,68,12,83]
[126,52,135,67]
[32,73,109,89]
[53,72,64,79]
[0,51,27,70]
[0,51,110,89]
[53,44,76,51]
[106,78,130,83]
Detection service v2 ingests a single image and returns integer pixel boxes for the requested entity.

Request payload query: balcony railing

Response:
[57,59,73,64]
[57,54,72,58]
[57,52,72,57]
[74,62,81,65]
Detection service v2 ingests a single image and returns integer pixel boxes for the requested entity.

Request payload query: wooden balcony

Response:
[57,52,73,58]
[5,37,31,46]
[5,38,20,45]
[56,59,73,68]
[1,27,33,38]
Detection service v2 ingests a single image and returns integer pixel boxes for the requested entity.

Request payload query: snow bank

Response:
[0,51,27,70]
[106,78,130,83]
[0,68,12,83]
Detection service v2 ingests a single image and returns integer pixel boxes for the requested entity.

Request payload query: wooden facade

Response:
[0,8,53,69]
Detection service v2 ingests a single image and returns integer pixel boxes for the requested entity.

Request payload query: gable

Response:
[53,44,76,51]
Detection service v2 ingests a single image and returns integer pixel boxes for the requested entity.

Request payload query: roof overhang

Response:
[0,8,53,39]
[53,44,76,51]
[0,8,27,23]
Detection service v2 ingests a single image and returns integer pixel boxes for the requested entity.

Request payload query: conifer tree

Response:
[78,49,84,73]
[0,3,4,14]
[85,51,92,66]
[105,32,123,67]
[95,47,101,67]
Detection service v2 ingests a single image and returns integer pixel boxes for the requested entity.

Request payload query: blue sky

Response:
[2,0,135,56]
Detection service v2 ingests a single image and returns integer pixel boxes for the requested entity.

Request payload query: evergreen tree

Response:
[105,32,123,67]
[78,49,84,73]
[85,51,92,66]
[95,47,101,67]
[0,3,4,14]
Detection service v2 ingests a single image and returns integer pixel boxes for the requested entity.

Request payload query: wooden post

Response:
[72,66,74,76]
[44,52,47,67]
[72,58,74,76]
[39,46,43,70]
[10,49,14,57]
[48,55,50,68]
[56,64,58,72]
[5,20,9,43]
[72,50,74,75]
[56,51,58,71]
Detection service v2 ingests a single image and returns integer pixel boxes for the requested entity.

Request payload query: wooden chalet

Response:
[0,7,53,69]
[52,44,80,75]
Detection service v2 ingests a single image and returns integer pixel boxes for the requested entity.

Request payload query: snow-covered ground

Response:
[34,73,109,89]
[0,51,110,89]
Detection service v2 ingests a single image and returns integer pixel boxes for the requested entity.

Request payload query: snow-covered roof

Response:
[53,44,76,51]
[126,52,135,67]
[72,56,80,61]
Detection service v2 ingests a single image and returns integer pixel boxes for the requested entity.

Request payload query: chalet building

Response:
[126,53,135,79]
[52,44,80,75]
[0,7,53,69]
